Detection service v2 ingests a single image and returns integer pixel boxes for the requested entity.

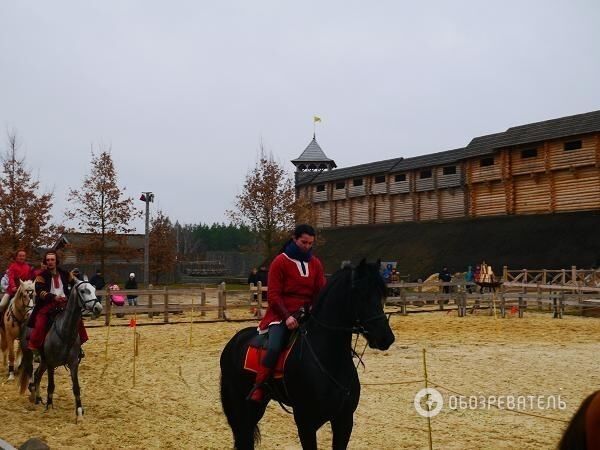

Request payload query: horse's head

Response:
[351,259,395,350]
[18,279,36,309]
[73,280,103,318]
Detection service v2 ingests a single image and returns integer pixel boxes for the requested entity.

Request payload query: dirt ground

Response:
[0,309,598,449]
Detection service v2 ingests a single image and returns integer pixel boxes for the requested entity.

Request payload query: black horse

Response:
[220,259,395,449]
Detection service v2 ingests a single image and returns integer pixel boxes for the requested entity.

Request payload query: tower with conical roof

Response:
[291,134,336,172]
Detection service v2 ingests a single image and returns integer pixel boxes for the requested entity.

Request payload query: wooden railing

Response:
[95,281,269,325]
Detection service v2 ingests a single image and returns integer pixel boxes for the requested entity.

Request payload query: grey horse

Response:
[18,279,102,421]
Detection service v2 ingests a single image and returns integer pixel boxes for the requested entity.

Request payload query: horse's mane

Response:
[312,267,352,316]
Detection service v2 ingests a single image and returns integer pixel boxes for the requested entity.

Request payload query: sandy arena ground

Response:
[1,308,599,449]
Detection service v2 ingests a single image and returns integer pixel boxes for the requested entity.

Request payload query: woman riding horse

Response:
[0,250,33,315]
[248,224,326,403]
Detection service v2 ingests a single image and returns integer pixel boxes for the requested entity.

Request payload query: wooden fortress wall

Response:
[300,133,600,228]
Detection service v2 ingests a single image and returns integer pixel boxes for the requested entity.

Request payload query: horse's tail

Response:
[18,347,33,395]
[219,372,261,447]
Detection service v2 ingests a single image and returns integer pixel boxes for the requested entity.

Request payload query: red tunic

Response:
[258,252,326,331]
[7,261,33,296]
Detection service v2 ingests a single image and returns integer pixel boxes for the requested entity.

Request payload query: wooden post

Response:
[571,265,577,294]
[249,283,255,305]
[518,295,524,318]
[500,286,506,318]
[502,265,508,282]
[163,286,169,324]
[256,281,263,318]
[148,291,153,319]
[400,283,407,316]
[200,285,206,317]
[104,295,111,326]
[523,269,528,294]
[559,292,565,319]
[218,283,225,320]
[540,270,547,311]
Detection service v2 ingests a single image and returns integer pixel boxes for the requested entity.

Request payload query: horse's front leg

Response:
[32,361,47,405]
[46,367,55,410]
[7,332,16,381]
[70,359,84,420]
[330,412,354,450]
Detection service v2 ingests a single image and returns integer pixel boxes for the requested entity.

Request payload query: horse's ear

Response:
[20,278,24,285]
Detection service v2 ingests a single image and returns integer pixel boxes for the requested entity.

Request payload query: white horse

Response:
[0,280,35,381]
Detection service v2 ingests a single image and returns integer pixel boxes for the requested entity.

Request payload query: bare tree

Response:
[66,148,142,280]
[0,130,60,265]
[228,148,312,261]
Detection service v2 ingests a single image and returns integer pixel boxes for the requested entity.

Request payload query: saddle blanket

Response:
[243,344,293,379]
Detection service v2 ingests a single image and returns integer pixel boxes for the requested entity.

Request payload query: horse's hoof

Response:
[75,406,84,423]
[7,373,14,381]
[35,397,43,405]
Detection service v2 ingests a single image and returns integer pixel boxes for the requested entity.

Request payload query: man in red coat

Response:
[0,249,33,314]
[248,224,327,403]
[29,251,88,355]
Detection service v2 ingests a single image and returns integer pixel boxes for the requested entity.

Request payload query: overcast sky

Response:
[1,1,599,231]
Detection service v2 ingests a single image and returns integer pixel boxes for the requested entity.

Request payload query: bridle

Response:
[296,267,390,400]
[6,285,35,326]
[73,280,102,315]
[308,267,389,335]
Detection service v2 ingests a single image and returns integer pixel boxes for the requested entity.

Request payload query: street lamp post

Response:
[140,192,154,287]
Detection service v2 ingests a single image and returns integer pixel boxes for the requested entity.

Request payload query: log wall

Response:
[298,132,600,229]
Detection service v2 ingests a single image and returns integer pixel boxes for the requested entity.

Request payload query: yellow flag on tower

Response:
[313,116,322,123]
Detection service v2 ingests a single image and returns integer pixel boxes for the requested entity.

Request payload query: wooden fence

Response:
[95,282,269,325]
[503,266,600,290]
[91,272,600,325]
[385,280,600,318]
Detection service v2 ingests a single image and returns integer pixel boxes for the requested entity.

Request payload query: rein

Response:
[7,289,34,326]
[53,281,100,347]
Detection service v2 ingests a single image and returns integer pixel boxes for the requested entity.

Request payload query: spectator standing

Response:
[247,267,259,285]
[125,273,138,306]
[90,269,106,304]
[439,266,452,294]
[465,265,474,294]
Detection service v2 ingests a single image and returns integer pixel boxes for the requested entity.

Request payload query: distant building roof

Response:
[296,109,600,186]
[54,233,145,250]
[292,135,337,169]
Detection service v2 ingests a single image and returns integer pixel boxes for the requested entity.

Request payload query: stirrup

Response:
[79,348,85,359]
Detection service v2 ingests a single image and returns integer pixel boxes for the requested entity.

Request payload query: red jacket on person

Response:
[258,252,326,331]
[7,261,33,296]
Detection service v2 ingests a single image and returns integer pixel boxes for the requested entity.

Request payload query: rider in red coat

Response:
[7,249,33,297]
[248,224,327,403]
[0,249,33,315]
[29,251,88,355]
